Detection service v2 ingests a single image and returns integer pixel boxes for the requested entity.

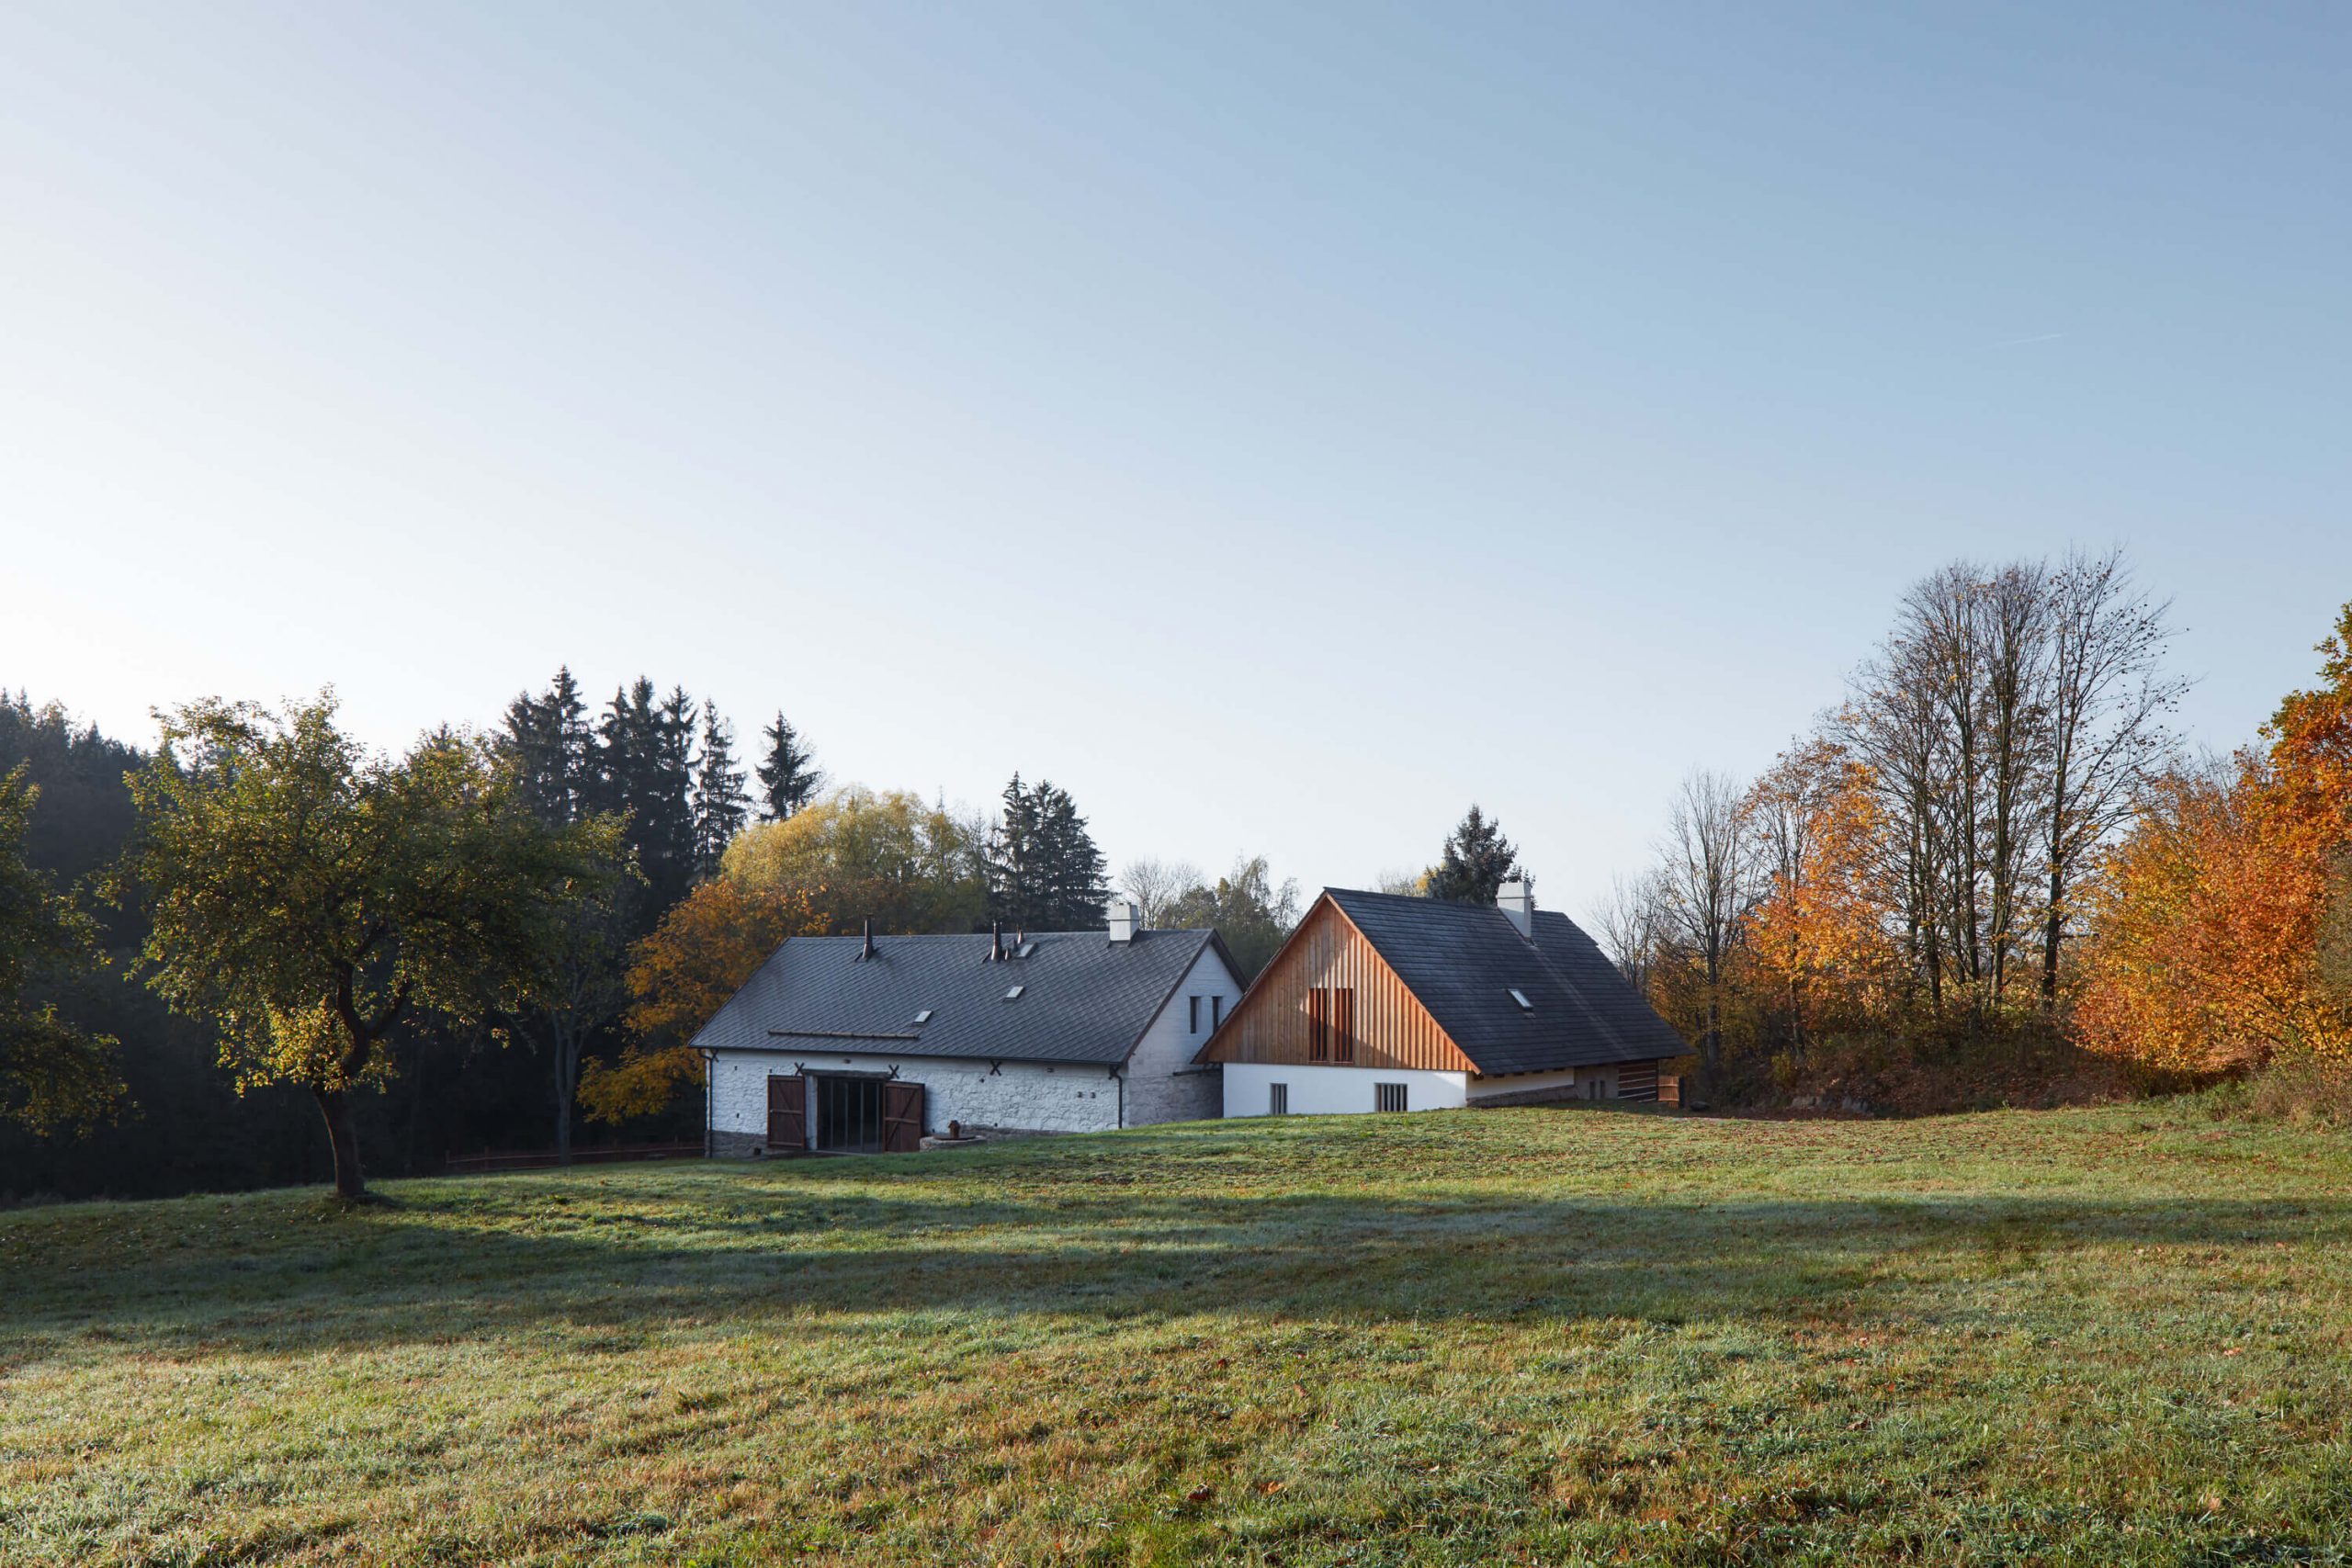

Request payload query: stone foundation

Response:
[710,1128,766,1158]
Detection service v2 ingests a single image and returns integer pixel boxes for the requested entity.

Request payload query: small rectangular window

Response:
[1376,1082,1408,1113]
[1269,1082,1288,1115]
[911,1009,933,1025]
[1189,996,1201,1032]
[1210,995,1224,1030]
[1307,988,1329,1061]
[1003,985,1024,1000]
[1508,987,1532,1011]
[1333,988,1355,1064]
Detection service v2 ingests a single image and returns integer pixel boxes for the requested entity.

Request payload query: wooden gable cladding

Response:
[1202,897,1476,1073]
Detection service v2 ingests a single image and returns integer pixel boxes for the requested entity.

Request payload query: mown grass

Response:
[4,1100,2350,1565]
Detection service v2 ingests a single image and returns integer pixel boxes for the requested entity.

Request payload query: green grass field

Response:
[5,1102,2350,1566]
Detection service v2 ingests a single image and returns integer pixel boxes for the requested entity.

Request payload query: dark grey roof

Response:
[1324,888,1690,1076]
[692,928,1234,1066]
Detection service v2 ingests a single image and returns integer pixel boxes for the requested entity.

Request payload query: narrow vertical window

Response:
[1210,995,1223,1030]
[1189,995,1201,1032]
[1269,1082,1288,1116]
[1332,988,1355,1064]
[1307,987,1329,1061]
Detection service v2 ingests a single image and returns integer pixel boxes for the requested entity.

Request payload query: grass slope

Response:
[5,1103,2350,1566]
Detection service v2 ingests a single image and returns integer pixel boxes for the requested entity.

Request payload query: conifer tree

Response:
[986,774,1111,930]
[756,712,822,820]
[1427,804,1522,904]
[596,679,700,925]
[691,705,751,876]
[502,667,594,824]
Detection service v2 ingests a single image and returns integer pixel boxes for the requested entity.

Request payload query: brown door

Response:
[766,1074,807,1151]
[882,1080,925,1153]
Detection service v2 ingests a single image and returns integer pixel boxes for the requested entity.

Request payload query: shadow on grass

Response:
[11,1177,2348,1357]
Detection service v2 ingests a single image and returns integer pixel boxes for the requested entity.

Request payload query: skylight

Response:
[1003,985,1024,1000]
[1016,942,1037,958]
[911,1010,933,1025]
[1508,988,1533,1011]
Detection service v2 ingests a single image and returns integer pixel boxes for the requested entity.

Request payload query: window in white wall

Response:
[1211,995,1224,1029]
[1189,996,1201,1032]
[1375,1082,1408,1113]
[1269,1082,1288,1115]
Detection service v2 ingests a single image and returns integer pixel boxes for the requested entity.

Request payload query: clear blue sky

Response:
[4,3,2346,919]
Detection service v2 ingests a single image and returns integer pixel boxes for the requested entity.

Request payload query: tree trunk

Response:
[553,1028,576,1166]
[2041,865,2064,1011]
[313,1088,367,1201]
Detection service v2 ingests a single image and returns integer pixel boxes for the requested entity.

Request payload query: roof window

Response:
[911,1010,933,1025]
[1508,988,1533,1011]
[1003,985,1024,1000]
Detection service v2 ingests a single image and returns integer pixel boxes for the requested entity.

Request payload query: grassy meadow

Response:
[5,1101,2351,1565]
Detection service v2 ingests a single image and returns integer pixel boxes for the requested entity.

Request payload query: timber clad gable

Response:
[1201,899,1476,1073]
[1198,885,1690,1119]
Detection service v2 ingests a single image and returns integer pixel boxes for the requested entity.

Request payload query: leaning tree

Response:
[121,694,621,1200]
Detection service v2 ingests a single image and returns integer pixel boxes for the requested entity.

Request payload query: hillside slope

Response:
[6,1104,2351,1565]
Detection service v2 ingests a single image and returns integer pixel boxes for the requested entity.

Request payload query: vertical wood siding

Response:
[1206,900,1476,1072]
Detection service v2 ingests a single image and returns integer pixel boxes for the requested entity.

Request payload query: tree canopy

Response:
[0,763,120,1134]
[119,694,623,1198]
[1425,805,1521,904]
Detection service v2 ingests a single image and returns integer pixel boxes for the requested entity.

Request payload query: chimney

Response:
[1107,897,1141,944]
[1497,878,1533,940]
[989,919,1004,962]
[861,918,876,961]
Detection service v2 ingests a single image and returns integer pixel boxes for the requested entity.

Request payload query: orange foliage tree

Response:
[1740,739,1900,1053]
[2077,604,2352,1070]
[577,877,826,1122]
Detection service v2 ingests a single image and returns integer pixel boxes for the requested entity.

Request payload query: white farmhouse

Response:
[699,900,1242,1154]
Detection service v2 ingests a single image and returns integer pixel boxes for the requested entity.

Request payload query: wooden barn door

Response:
[766,1074,807,1152]
[882,1081,925,1153]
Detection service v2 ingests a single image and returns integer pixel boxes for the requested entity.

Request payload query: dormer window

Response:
[1508,988,1533,1012]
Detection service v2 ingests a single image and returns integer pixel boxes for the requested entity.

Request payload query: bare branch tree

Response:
[1660,767,1749,1077]
[2039,545,2187,1007]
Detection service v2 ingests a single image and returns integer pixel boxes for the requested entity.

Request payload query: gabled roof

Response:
[1300,888,1687,1075]
[692,927,1238,1066]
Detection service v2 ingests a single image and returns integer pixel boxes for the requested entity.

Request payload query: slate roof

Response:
[692,928,1234,1066]
[1321,888,1690,1076]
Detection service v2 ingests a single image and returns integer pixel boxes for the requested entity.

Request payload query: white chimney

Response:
[1107,897,1141,943]
[1497,878,1533,940]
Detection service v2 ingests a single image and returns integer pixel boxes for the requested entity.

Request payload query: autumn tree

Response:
[2078,603,2352,1070]
[578,876,826,1123]
[0,763,121,1134]
[121,694,623,1200]
[725,785,989,935]
[1161,855,1303,983]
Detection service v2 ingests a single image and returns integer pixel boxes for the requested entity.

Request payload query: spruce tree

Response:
[690,705,751,876]
[985,773,1046,929]
[1426,804,1522,904]
[756,712,822,820]
[986,775,1111,930]
[596,679,699,925]
[502,666,593,825]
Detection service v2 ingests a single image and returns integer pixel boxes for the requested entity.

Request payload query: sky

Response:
[3,2,2347,921]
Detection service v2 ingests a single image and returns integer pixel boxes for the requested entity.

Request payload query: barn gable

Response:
[1200,886,1687,1078]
